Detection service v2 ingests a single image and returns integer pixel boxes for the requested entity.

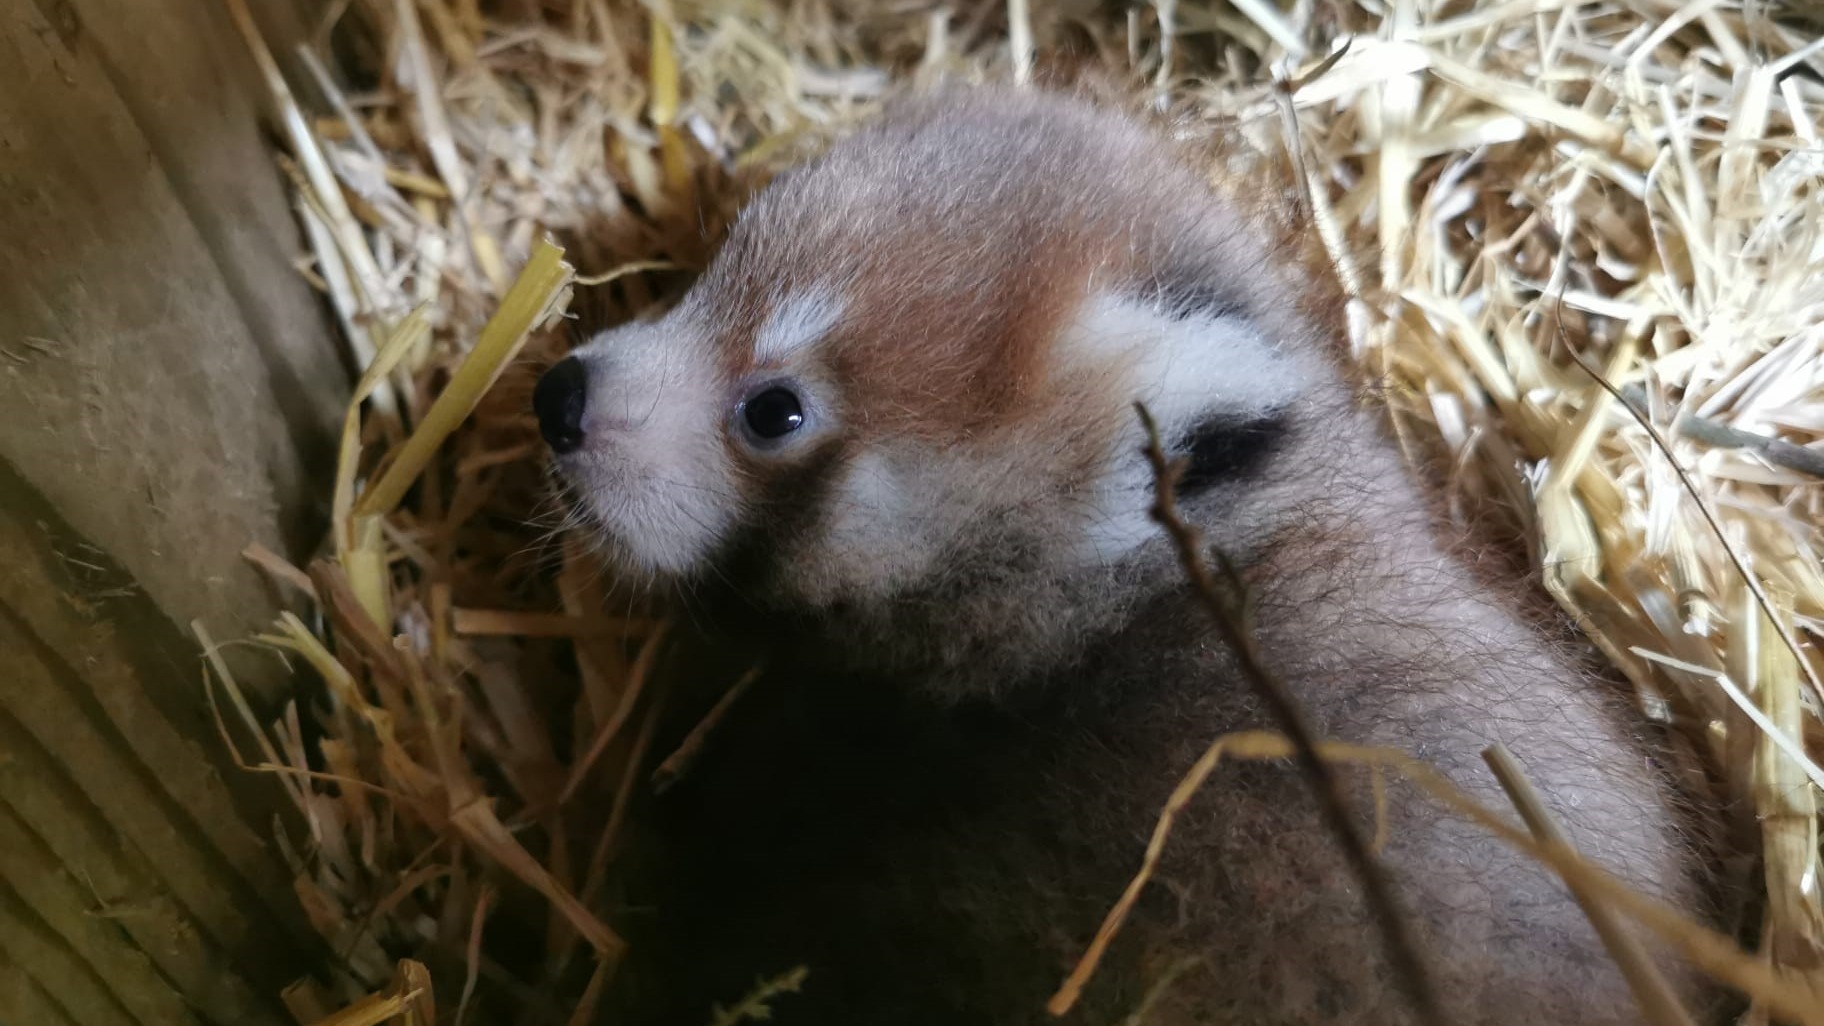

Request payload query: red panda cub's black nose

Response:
[535,356,589,455]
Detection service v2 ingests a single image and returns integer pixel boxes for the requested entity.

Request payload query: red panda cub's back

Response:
[534,86,1720,1025]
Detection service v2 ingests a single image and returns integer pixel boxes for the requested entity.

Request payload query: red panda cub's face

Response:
[537,89,1329,669]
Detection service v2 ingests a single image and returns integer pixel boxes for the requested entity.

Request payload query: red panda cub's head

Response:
[537,87,1347,698]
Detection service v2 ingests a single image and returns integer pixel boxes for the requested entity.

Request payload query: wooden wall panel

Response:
[0,0,343,1021]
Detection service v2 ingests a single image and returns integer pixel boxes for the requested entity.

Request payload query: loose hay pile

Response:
[210,0,1824,1022]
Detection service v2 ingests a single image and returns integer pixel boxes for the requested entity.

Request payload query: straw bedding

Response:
[207,1,1823,1022]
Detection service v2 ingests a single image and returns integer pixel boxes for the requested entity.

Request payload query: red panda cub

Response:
[534,87,1718,1025]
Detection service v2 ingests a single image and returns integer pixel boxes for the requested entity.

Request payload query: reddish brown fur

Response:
[550,86,1733,1026]
[690,94,1275,450]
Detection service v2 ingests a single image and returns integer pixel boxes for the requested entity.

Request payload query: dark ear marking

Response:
[1174,410,1290,496]
[1147,271,1247,322]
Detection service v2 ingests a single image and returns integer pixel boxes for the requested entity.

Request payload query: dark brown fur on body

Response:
[548,88,1725,1024]
[633,472,1718,1025]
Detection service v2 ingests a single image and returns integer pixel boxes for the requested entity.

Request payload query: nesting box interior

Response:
[3,2,1821,1025]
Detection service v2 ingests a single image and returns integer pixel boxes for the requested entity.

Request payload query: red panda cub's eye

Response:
[739,385,806,444]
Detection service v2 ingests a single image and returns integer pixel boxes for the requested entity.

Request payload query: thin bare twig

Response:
[1555,313,1824,712]
[707,966,810,1026]
[1617,383,1824,480]
[1119,954,1203,1026]
[1096,729,1824,1023]
[1051,403,1445,1024]
[559,620,673,805]
[651,662,765,795]
[1482,744,1696,1026]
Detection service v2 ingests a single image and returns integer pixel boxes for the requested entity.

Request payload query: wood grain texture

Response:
[0,0,341,651]
[0,0,339,1020]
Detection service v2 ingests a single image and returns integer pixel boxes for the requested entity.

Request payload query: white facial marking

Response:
[561,318,741,576]
[1063,293,1309,425]
[1061,293,1316,562]
[754,290,844,365]
[795,448,939,602]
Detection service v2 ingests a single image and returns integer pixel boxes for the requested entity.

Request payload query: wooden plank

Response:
[0,469,306,1026]
[0,799,202,1026]
[63,0,348,564]
[0,878,143,1026]
[0,962,83,1026]
[0,0,338,679]
[0,0,343,1018]
[0,706,285,1025]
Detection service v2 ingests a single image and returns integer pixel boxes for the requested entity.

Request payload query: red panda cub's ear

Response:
[1050,285,1315,564]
